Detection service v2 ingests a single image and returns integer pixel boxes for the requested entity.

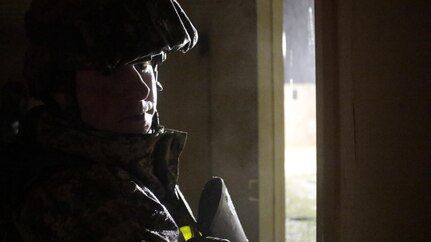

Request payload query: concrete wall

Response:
[317,0,431,241]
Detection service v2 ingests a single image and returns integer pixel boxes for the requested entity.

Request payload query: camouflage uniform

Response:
[8,108,188,241]
[2,0,203,241]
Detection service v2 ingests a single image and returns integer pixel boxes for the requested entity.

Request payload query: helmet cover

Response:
[25,0,198,70]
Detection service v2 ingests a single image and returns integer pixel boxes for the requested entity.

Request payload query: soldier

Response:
[1,0,228,241]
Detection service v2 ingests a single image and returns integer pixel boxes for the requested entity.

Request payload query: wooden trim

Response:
[257,0,285,240]
[315,0,342,241]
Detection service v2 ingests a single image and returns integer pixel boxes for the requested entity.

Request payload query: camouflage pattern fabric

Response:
[25,0,198,71]
[12,111,188,241]
[24,0,198,100]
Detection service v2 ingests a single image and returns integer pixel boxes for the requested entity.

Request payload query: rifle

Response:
[174,177,248,242]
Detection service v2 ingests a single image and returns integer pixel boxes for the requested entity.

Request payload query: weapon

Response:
[197,177,248,242]
[173,186,202,242]
[173,177,248,242]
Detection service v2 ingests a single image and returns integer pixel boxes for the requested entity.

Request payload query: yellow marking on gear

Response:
[180,226,193,241]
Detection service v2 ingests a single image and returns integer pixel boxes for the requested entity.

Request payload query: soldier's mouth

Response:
[120,101,154,122]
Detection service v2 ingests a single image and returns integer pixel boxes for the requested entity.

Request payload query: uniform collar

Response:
[36,111,187,196]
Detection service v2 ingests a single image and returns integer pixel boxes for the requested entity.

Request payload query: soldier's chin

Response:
[116,113,153,134]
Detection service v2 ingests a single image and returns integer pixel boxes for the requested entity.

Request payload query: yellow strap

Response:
[180,226,193,241]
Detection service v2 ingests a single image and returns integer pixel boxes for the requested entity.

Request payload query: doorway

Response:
[283,0,316,241]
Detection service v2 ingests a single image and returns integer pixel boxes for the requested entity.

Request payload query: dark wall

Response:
[0,0,29,87]
[160,0,259,240]
[317,0,431,241]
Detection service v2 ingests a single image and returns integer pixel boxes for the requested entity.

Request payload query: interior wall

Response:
[317,0,431,241]
[0,0,29,87]
[158,0,260,241]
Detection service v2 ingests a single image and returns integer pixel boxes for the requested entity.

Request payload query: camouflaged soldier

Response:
[0,0,228,241]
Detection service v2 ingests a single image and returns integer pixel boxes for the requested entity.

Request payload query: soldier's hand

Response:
[187,236,230,242]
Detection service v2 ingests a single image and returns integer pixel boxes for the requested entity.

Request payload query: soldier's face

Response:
[75,62,157,134]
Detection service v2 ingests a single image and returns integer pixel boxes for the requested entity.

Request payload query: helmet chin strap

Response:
[150,62,162,133]
[151,111,161,132]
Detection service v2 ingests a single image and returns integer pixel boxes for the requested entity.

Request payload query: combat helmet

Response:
[24,0,198,101]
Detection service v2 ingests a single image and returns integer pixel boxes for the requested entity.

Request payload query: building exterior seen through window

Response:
[283,0,316,241]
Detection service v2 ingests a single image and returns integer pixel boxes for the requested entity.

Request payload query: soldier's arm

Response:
[15,165,179,242]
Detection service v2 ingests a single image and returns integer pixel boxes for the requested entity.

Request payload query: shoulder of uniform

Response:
[16,164,179,241]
